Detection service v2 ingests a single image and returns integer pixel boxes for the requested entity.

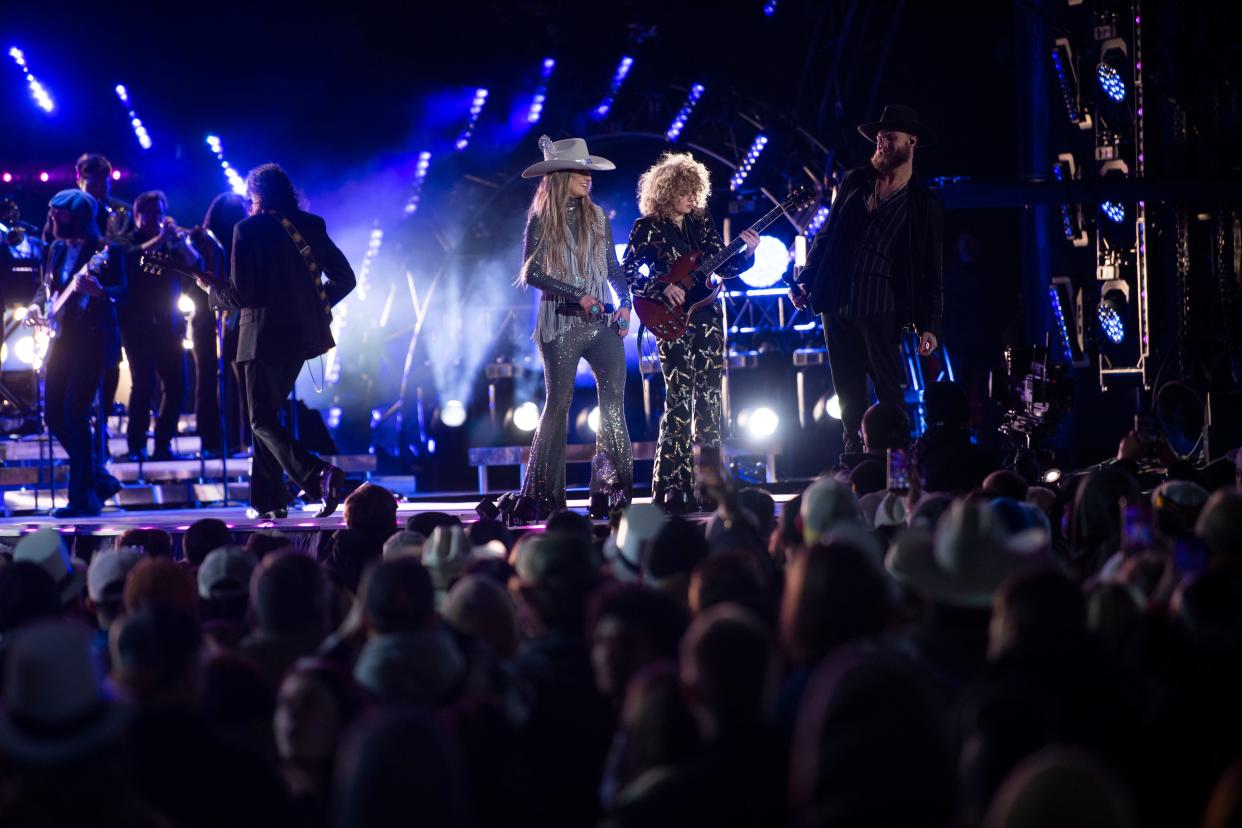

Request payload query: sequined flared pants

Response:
[651,314,724,504]
[520,321,633,515]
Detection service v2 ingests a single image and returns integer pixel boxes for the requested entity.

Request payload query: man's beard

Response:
[870,143,911,173]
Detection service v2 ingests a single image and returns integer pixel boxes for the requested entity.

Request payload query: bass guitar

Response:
[631,185,816,340]
[28,248,111,339]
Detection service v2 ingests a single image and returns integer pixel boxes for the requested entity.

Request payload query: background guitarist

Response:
[115,190,198,462]
[622,151,758,515]
[27,190,127,517]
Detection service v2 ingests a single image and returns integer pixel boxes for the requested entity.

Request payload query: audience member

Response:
[406,511,461,537]
[246,529,295,561]
[13,528,86,609]
[86,547,142,662]
[647,516,710,606]
[116,527,174,559]
[1196,489,1242,570]
[589,583,688,708]
[124,557,199,619]
[0,562,60,642]
[381,529,424,560]
[275,657,364,823]
[182,518,233,568]
[241,551,330,687]
[333,708,472,828]
[442,574,520,660]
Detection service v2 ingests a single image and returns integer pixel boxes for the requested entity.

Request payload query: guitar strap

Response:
[267,210,333,319]
[267,210,330,393]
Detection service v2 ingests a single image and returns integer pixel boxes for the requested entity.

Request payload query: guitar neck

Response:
[695,197,795,278]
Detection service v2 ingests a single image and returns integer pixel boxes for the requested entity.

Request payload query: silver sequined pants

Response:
[520,320,633,514]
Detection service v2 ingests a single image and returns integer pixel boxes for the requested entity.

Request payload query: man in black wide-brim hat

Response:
[791,104,944,455]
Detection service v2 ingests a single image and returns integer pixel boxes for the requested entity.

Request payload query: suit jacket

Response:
[210,210,355,363]
[797,166,944,336]
[36,237,127,360]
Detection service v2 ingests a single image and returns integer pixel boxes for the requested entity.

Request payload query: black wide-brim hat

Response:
[858,105,934,147]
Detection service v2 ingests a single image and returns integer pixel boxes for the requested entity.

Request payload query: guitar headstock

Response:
[786,184,818,210]
[140,251,176,278]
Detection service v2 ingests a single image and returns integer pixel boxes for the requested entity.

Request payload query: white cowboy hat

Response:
[521,135,616,178]
[885,499,1047,609]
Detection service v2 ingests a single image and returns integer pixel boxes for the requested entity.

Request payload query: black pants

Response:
[191,310,247,452]
[651,313,724,503]
[243,357,322,512]
[120,313,185,455]
[823,312,905,453]
[44,333,118,510]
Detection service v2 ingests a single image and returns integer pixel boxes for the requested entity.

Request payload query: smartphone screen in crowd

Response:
[887,448,910,493]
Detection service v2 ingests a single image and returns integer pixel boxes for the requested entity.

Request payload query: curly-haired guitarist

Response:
[622,152,758,515]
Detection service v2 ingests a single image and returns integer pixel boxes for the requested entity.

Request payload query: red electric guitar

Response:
[632,185,815,340]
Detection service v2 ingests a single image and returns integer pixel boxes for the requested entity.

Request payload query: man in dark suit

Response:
[28,190,126,517]
[199,164,355,519]
[791,105,944,454]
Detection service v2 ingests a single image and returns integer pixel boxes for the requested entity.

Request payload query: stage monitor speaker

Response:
[1203,391,1242,463]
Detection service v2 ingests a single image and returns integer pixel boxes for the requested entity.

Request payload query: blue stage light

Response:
[8,47,54,113]
[205,135,246,195]
[355,226,383,303]
[593,56,634,119]
[665,83,705,141]
[1101,201,1126,223]
[1098,303,1125,344]
[1049,284,1073,362]
[737,235,789,288]
[729,133,768,191]
[116,83,152,149]
[1097,62,1125,102]
[763,1,778,15]
[404,151,432,216]
[526,58,555,125]
[456,88,489,151]
[805,205,830,236]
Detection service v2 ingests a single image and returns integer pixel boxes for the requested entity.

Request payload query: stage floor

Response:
[0,492,796,539]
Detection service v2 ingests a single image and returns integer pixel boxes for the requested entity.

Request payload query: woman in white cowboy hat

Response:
[512,136,633,522]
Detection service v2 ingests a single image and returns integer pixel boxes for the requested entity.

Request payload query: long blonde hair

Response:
[526,171,604,276]
[636,152,710,220]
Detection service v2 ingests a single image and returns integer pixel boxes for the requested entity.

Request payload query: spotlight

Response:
[1097,281,1129,345]
[1096,39,1128,103]
[665,83,705,142]
[739,406,779,439]
[1042,468,1062,484]
[587,406,600,433]
[812,392,843,423]
[2,173,11,183]
[1052,153,1088,247]
[512,401,539,432]
[440,400,467,428]
[111,170,121,181]
[737,235,789,289]
[13,336,37,365]
[181,338,194,351]
[177,294,196,314]
[1101,201,1126,224]
[38,172,49,183]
